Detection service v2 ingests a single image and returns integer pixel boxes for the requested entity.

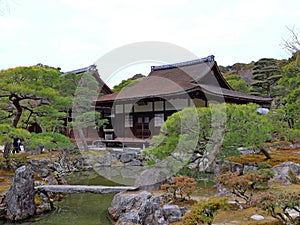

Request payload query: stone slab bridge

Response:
[35,185,139,194]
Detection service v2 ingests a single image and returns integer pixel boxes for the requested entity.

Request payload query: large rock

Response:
[120,152,136,163]
[103,153,112,166]
[272,162,300,184]
[129,159,143,166]
[28,159,51,178]
[135,167,167,190]
[108,191,186,225]
[243,162,258,174]
[108,191,172,225]
[35,192,53,215]
[162,204,186,223]
[5,165,36,221]
[218,160,243,174]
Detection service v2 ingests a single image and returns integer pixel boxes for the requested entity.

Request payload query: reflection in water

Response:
[0,170,121,225]
[32,193,115,225]
[93,166,144,186]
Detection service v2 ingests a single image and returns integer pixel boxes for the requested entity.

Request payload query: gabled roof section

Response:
[95,56,271,105]
[147,55,231,90]
[63,65,112,95]
[150,55,215,71]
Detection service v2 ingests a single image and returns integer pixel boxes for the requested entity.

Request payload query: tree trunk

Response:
[78,128,89,152]
[199,138,223,172]
[259,145,271,160]
[3,141,12,159]
[267,85,271,98]
[11,99,22,128]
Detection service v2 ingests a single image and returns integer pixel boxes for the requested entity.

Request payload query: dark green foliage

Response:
[0,65,64,129]
[222,104,271,153]
[0,125,31,143]
[143,106,207,163]
[112,74,145,92]
[143,103,272,168]
[24,132,74,151]
[278,53,300,129]
[0,125,31,158]
[0,65,78,157]
[0,153,28,169]
[182,197,228,225]
[225,74,250,93]
[71,72,107,151]
[250,58,282,97]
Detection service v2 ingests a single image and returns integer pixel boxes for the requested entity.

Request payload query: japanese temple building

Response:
[94,55,272,146]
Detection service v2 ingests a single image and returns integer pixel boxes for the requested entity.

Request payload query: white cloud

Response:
[0,16,25,32]
[1,0,300,72]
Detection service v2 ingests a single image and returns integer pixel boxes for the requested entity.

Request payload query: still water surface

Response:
[1,170,121,225]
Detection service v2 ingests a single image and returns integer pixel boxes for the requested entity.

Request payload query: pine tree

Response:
[250,58,282,97]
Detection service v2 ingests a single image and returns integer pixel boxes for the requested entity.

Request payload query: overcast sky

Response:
[1,0,299,86]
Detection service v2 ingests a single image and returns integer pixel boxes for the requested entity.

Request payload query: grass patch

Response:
[272,184,300,193]
[226,147,300,166]
[0,169,15,176]
[213,207,281,225]
[0,176,12,194]
[0,185,10,194]
[83,150,107,156]
[34,193,43,205]
[0,169,14,194]
[26,150,60,161]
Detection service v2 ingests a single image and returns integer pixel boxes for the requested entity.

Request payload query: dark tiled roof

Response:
[151,55,215,71]
[96,56,271,104]
[62,67,90,75]
[63,65,112,95]
[199,84,272,103]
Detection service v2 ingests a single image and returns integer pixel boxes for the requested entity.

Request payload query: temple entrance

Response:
[134,114,151,139]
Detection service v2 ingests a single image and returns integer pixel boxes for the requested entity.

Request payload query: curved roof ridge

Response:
[151,55,215,71]
[62,66,89,75]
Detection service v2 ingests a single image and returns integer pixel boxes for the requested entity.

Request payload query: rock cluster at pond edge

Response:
[108,191,187,225]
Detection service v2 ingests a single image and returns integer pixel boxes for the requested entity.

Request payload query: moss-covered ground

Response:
[171,143,300,225]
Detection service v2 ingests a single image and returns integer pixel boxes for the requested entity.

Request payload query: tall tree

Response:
[0,65,63,128]
[278,52,300,129]
[250,58,282,97]
[71,70,107,151]
[143,103,272,172]
[0,65,66,157]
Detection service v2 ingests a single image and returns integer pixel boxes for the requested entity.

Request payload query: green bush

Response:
[182,197,228,225]
[285,128,300,143]
[143,103,273,168]
[24,132,74,152]
[0,153,28,169]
